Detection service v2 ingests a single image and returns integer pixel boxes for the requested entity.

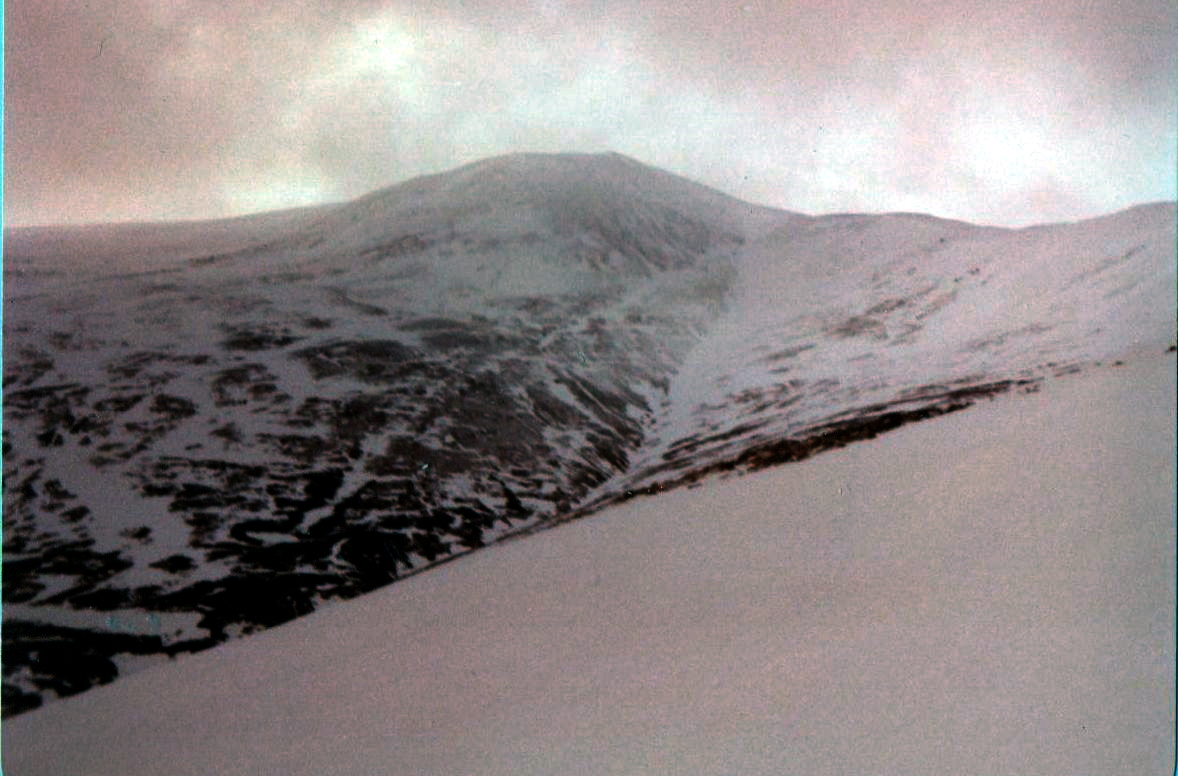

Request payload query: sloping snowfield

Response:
[4,353,1172,775]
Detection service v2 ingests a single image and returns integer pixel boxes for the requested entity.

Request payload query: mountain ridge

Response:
[3,152,1175,716]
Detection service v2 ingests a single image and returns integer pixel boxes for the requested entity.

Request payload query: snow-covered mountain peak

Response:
[252,151,797,293]
[359,151,778,223]
[141,152,799,309]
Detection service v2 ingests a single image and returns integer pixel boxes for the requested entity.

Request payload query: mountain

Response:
[2,152,1174,717]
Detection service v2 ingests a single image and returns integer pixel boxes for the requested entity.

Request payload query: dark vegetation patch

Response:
[61,505,91,523]
[3,539,135,605]
[150,554,196,574]
[220,324,304,352]
[211,364,286,408]
[257,433,347,466]
[421,329,495,350]
[93,393,145,414]
[46,330,105,351]
[366,436,477,478]
[397,316,528,354]
[153,572,338,642]
[3,384,91,449]
[300,316,334,330]
[865,297,908,315]
[558,201,741,273]
[966,323,1054,352]
[410,318,486,342]
[150,394,197,422]
[723,379,811,419]
[211,422,243,445]
[662,420,768,462]
[829,315,888,340]
[760,343,816,363]
[2,347,55,388]
[495,295,562,318]
[553,370,645,449]
[3,389,151,455]
[324,288,389,317]
[3,682,44,716]
[356,233,429,263]
[67,586,137,610]
[294,340,419,382]
[120,526,153,543]
[188,253,230,267]
[525,383,586,427]
[436,371,552,463]
[331,393,401,441]
[2,621,166,717]
[105,351,210,381]
[81,391,202,465]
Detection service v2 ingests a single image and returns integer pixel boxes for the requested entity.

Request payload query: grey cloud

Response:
[4,0,1175,227]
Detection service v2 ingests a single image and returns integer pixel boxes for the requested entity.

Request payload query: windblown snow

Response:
[2,153,1174,772]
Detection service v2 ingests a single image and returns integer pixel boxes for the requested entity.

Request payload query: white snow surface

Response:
[3,355,1173,775]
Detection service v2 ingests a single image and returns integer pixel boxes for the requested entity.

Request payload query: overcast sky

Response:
[5,0,1176,227]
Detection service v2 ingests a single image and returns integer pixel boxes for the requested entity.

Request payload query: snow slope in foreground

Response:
[4,354,1173,776]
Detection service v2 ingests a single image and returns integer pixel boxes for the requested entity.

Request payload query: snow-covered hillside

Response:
[4,355,1173,775]
[2,152,1175,719]
[591,202,1176,511]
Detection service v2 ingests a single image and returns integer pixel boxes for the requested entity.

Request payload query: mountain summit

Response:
[173,152,798,296]
[3,153,1175,715]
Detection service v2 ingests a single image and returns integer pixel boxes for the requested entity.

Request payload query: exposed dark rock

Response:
[2,682,44,716]
[149,554,196,574]
[3,347,56,388]
[1,621,164,716]
[220,325,303,351]
[294,340,419,382]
